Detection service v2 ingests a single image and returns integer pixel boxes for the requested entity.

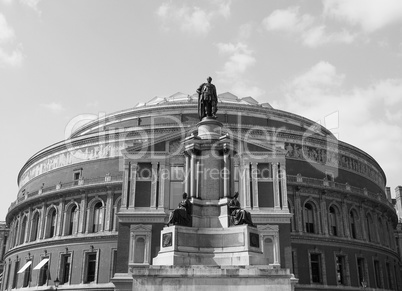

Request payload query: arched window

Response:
[385,222,390,246]
[378,217,383,245]
[19,217,27,245]
[304,203,315,233]
[65,205,78,236]
[92,202,103,233]
[13,221,19,247]
[350,210,358,239]
[46,208,57,238]
[366,213,374,242]
[30,212,40,241]
[329,206,338,236]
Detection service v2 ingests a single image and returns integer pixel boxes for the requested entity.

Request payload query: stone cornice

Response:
[4,233,118,258]
[290,233,399,259]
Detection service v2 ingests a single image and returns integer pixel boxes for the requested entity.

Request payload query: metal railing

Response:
[9,175,123,211]
[287,174,392,207]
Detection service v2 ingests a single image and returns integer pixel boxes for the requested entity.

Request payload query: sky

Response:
[0,0,402,220]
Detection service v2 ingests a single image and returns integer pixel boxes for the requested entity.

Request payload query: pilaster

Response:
[130,162,138,208]
[79,194,87,234]
[150,162,158,209]
[251,162,258,209]
[280,163,288,210]
[273,163,281,210]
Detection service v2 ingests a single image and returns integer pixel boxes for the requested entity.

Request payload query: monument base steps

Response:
[130,265,297,291]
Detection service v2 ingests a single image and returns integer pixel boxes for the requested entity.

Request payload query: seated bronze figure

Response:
[166,193,192,227]
[229,192,255,227]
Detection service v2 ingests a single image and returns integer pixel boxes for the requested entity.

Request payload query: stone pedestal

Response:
[153,225,268,266]
[131,266,297,291]
[197,117,222,140]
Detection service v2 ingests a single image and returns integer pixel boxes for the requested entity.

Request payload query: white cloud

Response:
[278,61,402,190]
[262,6,313,33]
[324,0,402,32]
[262,6,356,47]
[237,22,254,40]
[302,26,355,47]
[0,45,24,67]
[41,102,66,113]
[216,42,256,81]
[0,14,15,43]
[215,42,264,98]
[20,0,42,13]
[2,0,42,13]
[156,1,231,35]
[0,14,24,67]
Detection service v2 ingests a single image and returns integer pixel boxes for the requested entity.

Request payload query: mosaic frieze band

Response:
[284,142,385,188]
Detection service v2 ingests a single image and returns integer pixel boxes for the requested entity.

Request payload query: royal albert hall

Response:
[3,92,401,291]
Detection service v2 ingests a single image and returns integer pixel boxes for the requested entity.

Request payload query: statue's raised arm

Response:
[197,76,218,120]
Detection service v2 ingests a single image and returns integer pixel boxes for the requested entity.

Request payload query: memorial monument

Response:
[128,78,297,291]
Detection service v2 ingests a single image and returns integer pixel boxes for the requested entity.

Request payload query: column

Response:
[273,233,280,265]
[373,212,380,243]
[105,191,113,231]
[38,204,46,239]
[121,162,130,209]
[150,162,158,209]
[79,194,87,234]
[242,161,251,209]
[273,163,281,210]
[57,198,65,237]
[196,160,201,198]
[223,150,230,198]
[190,151,196,198]
[26,208,32,243]
[184,153,190,194]
[320,193,328,235]
[294,189,302,233]
[359,204,367,241]
[280,163,289,210]
[341,198,350,238]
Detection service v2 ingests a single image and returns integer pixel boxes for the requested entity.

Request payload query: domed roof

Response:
[134,92,273,108]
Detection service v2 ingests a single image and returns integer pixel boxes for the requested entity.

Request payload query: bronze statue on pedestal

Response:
[196,76,218,120]
[166,193,192,227]
[229,192,255,227]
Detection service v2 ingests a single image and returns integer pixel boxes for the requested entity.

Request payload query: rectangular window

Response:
[291,249,298,277]
[38,258,50,286]
[12,261,19,289]
[111,249,117,277]
[22,261,32,287]
[233,166,239,194]
[135,163,152,207]
[357,258,365,287]
[310,254,322,283]
[169,166,184,209]
[386,262,393,290]
[4,263,10,291]
[374,260,382,288]
[60,254,71,284]
[73,168,82,185]
[336,255,345,285]
[84,252,97,283]
[257,163,274,207]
